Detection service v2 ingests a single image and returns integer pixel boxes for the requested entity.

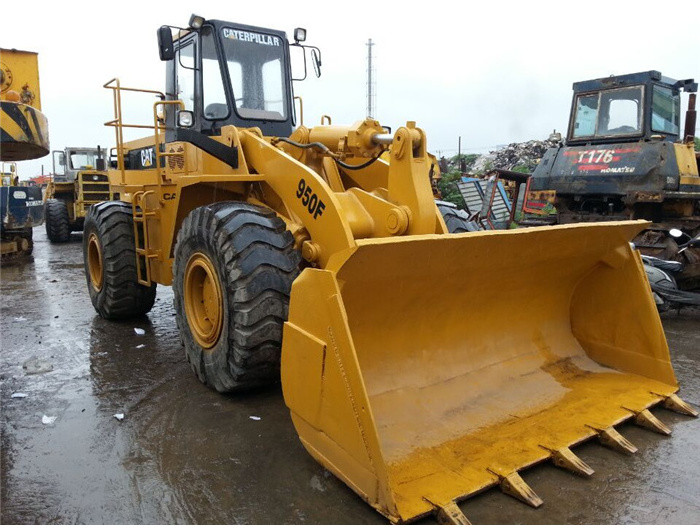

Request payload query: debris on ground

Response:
[134,328,145,335]
[23,357,54,375]
[113,413,125,421]
[310,474,327,492]
[249,416,261,421]
[11,392,28,398]
[136,344,145,349]
[42,415,57,425]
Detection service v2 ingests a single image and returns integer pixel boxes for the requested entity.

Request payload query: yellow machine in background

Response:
[83,16,697,524]
[0,48,49,161]
[1,48,47,260]
[44,147,110,242]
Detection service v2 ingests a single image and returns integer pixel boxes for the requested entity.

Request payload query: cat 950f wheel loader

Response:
[83,15,697,524]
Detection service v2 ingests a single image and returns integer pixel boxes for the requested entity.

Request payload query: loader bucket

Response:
[281,220,686,524]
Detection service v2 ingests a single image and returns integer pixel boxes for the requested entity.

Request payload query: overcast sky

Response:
[3,0,699,178]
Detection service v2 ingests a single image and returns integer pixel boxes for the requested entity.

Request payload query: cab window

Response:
[651,85,680,134]
[176,41,196,112]
[572,94,598,138]
[201,26,228,120]
[571,86,643,139]
[600,87,642,135]
[221,27,288,121]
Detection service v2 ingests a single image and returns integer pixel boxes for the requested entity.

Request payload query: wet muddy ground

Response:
[2,229,699,525]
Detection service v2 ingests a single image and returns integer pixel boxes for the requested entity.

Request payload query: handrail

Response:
[294,95,304,126]
[103,78,170,185]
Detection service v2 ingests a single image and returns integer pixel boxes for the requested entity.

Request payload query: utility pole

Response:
[366,39,376,118]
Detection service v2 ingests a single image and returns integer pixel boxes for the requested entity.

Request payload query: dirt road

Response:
[2,229,699,524]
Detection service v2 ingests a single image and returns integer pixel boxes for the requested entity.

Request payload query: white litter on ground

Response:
[14,317,28,322]
[249,416,261,421]
[11,393,28,398]
[42,415,57,425]
[113,413,125,421]
[136,344,145,349]
[134,328,145,335]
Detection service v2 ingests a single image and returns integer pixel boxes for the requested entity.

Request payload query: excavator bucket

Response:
[281,220,691,523]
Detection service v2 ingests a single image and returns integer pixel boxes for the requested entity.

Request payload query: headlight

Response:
[294,28,307,43]
[177,110,194,128]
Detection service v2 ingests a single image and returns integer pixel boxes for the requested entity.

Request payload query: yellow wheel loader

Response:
[84,15,697,524]
[44,147,110,243]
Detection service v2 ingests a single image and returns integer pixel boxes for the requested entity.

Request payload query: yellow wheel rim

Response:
[184,252,224,349]
[87,232,104,292]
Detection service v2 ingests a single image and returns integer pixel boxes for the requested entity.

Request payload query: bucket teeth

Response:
[631,409,672,435]
[488,470,543,508]
[593,426,638,454]
[549,447,594,477]
[662,394,699,417]
[435,502,472,525]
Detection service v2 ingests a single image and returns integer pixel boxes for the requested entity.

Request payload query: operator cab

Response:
[567,71,697,146]
[52,148,104,182]
[159,15,320,142]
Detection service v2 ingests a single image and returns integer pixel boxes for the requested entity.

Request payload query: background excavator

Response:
[0,48,48,261]
[82,16,696,524]
[531,71,700,290]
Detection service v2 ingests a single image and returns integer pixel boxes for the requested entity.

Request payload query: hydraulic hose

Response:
[273,137,385,171]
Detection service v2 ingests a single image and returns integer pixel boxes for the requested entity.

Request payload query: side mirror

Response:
[96,146,105,171]
[311,48,321,78]
[158,26,175,61]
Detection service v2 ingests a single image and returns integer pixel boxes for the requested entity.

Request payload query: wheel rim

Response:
[87,233,104,292]
[184,252,224,349]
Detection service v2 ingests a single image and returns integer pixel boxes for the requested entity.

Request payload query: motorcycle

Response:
[640,229,700,311]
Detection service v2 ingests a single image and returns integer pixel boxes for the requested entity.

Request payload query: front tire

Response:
[83,201,157,319]
[173,202,300,393]
[45,199,72,242]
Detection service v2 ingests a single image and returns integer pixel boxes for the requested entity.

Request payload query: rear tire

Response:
[173,202,300,393]
[83,201,157,319]
[45,199,72,242]
[21,229,33,256]
[436,201,481,233]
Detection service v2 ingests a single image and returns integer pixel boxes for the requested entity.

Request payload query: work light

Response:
[189,14,205,29]
[294,28,307,43]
